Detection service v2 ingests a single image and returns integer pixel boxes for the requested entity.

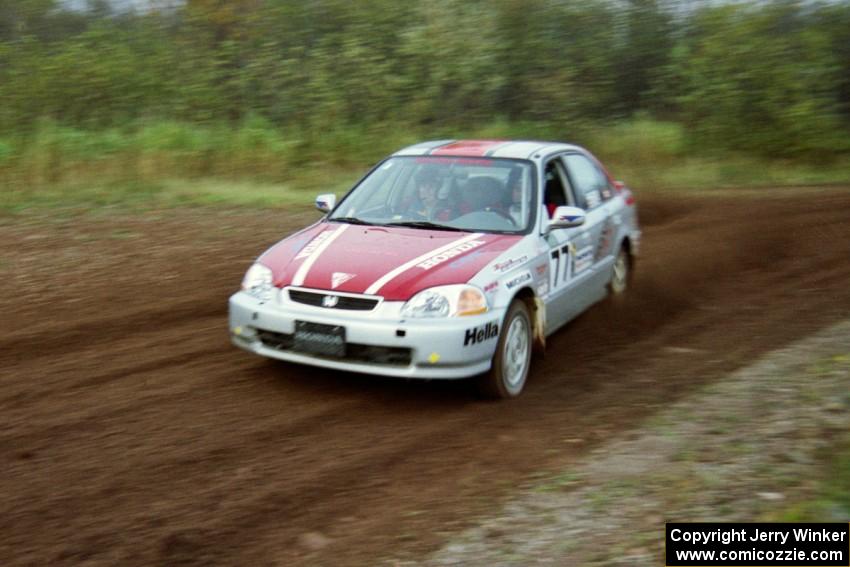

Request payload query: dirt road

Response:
[2,188,849,566]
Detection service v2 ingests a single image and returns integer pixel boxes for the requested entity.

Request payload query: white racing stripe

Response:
[291,225,350,286]
[364,232,484,295]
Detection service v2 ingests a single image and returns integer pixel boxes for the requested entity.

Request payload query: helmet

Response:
[415,167,440,188]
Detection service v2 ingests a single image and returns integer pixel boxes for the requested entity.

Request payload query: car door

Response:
[561,152,617,294]
[540,156,601,332]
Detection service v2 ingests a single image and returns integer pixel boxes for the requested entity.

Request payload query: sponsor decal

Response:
[535,263,548,276]
[549,243,572,292]
[504,270,532,290]
[295,230,334,260]
[464,322,499,346]
[416,240,486,270]
[261,232,311,261]
[291,225,350,286]
[296,331,342,345]
[428,352,441,364]
[364,232,484,295]
[493,255,528,272]
[574,245,594,274]
[483,281,498,294]
[331,272,355,289]
[537,280,550,296]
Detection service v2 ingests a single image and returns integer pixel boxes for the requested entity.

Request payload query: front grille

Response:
[256,329,411,367]
[288,289,379,311]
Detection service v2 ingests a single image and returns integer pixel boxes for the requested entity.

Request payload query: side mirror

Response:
[315,193,336,213]
[547,206,586,232]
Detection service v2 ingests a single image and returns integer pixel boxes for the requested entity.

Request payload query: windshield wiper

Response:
[331,216,375,226]
[383,221,466,232]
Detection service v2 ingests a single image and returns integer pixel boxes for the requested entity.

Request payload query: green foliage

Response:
[1,0,849,198]
[136,121,214,153]
[2,117,848,214]
[674,2,849,158]
[0,139,13,163]
[582,116,685,165]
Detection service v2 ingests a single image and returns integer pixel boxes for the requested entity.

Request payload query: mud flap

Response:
[532,296,546,353]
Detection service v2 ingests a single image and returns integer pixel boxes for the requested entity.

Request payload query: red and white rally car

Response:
[229,140,640,397]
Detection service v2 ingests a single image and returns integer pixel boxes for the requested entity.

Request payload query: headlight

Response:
[401,285,488,318]
[241,263,273,301]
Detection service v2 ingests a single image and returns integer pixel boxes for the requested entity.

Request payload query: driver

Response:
[408,169,453,222]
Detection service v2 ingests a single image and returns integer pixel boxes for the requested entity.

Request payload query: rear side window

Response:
[563,154,610,210]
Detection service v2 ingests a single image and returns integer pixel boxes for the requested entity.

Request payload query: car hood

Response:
[259,222,522,301]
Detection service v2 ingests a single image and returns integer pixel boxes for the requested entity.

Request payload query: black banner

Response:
[666,523,849,566]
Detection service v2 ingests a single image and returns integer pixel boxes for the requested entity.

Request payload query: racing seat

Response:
[543,175,566,218]
[460,176,505,214]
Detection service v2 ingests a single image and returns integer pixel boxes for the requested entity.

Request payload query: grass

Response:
[763,433,850,522]
[614,156,850,192]
[0,178,334,213]
[1,118,849,213]
[159,178,346,208]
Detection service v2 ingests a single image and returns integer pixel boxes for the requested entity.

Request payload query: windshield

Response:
[329,156,536,233]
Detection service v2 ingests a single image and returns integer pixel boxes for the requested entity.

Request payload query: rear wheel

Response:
[476,300,532,399]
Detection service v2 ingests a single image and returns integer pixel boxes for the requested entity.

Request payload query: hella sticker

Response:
[464,322,499,346]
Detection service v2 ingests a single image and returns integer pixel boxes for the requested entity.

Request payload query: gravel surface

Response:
[3,191,850,565]
[421,320,850,566]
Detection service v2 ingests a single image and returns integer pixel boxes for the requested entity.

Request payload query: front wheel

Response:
[476,300,532,399]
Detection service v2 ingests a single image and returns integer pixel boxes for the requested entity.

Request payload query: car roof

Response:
[392,139,583,160]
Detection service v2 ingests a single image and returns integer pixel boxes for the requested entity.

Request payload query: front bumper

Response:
[228,288,505,379]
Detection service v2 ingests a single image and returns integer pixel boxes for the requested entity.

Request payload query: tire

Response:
[476,299,533,399]
[608,246,631,296]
